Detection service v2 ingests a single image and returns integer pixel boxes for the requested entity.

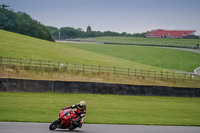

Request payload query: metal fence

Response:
[0,56,200,81]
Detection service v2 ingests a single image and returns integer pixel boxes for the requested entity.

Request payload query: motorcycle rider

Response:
[62,101,86,128]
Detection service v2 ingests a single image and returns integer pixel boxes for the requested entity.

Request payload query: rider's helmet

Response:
[78,101,86,111]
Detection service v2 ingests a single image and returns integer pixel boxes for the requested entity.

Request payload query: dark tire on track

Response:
[49,119,61,130]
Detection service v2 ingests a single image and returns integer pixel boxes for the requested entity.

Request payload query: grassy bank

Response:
[63,42,200,72]
[1,67,200,88]
[0,29,163,71]
[1,29,200,72]
[1,29,200,88]
[82,36,200,48]
[0,92,200,126]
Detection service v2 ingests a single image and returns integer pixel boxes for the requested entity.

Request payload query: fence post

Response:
[48,60,51,69]
[58,62,60,70]
[135,69,137,77]
[0,56,2,66]
[74,64,77,72]
[83,64,85,73]
[99,65,101,74]
[161,71,163,79]
[128,68,130,76]
[10,57,13,67]
[141,70,143,77]
[190,74,192,80]
[91,65,93,73]
[30,59,32,69]
[167,72,169,79]
[154,71,157,79]
[20,58,23,68]
[40,60,42,70]
[65,63,68,71]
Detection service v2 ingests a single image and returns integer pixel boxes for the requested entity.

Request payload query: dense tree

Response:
[46,25,149,40]
[0,5,54,42]
[0,5,17,32]
[86,25,92,32]
[2,5,197,41]
[103,31,120,36]
[59,27,85,39]
[46,26,59,40]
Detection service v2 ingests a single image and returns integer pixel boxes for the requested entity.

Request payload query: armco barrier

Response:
[0,78,199,97]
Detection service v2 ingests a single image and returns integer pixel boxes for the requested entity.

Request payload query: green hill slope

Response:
[0,30,163,71]
[1,29,199,72]
[82,36,200,48]
[61,42,200,72]
[1,30,200,87]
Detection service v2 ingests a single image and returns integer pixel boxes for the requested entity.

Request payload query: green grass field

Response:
[0,92,200,126]
[63,43,200,72]
[0,29,200,72]
[0,30,163,71]
[0,30,200,126]
[82,36,200,48]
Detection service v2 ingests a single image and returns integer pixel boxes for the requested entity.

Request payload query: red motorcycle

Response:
[49,109,77,130]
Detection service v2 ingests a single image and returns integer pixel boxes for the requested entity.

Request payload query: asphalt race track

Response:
[0,122,200,133]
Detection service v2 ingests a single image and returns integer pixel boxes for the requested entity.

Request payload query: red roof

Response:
[146,30,196,37]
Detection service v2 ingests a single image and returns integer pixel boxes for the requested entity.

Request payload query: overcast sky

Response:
[1,0,200,35]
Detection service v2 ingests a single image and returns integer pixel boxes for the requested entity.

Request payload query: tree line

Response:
[0,4,146,41]
[46,25,147,40]
[1,4,198,42]
[0,5,54,42]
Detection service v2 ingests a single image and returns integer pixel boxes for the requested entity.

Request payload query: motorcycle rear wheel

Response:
[49,119,61,130]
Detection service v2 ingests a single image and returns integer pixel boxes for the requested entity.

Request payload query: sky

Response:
[1,0,200,35]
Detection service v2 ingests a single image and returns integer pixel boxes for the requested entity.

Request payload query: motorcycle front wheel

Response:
[49,119,61,130]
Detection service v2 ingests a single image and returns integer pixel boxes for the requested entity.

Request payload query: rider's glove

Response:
[62,107,70,110]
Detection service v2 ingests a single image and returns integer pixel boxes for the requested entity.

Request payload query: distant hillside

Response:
[64,42,200,72]
[79,36,200,48]
[0,29,168,71]
[1,29,200,72]
[0,5,54,42]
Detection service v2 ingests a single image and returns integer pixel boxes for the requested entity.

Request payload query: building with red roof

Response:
[146,29,196,38]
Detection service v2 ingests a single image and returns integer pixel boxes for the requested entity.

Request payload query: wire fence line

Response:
[0,56,200,81]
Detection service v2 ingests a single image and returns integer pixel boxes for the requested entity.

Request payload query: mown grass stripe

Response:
[0,92,200,126]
